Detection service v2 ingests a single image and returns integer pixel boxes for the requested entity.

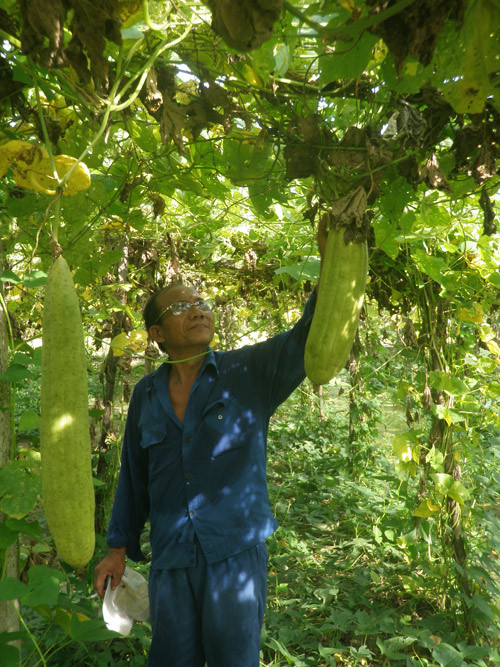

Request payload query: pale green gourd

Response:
[305,228,368,385]
[40,256,95,568]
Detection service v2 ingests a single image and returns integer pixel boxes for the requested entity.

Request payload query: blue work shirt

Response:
[106,292,316,569]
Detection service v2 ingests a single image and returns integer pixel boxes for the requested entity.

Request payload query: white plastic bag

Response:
[102,567,149,635]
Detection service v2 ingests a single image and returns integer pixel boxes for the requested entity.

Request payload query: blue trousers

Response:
[148,542,268,667]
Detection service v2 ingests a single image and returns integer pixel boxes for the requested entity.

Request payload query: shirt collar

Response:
[201,347,219,377]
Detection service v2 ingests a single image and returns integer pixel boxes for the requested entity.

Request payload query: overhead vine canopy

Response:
[0,0,499,310]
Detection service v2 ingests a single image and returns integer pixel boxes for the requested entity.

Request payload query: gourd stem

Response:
[32,75,61,242]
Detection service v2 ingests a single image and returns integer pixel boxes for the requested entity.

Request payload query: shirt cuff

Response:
[106,524,147,562]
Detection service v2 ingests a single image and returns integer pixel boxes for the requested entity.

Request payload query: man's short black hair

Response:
[143,282,186,352]
[143,281,185,330]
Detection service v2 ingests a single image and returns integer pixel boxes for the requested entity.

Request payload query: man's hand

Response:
[94,547,126,598]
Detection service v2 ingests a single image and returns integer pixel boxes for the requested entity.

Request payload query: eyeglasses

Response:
[155,298,213,322]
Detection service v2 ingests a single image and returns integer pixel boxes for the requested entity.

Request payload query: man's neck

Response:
[167,347,208,386]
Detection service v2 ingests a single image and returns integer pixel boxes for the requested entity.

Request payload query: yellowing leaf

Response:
[457,302,483,323]
[479,323,496,343]
[442,0,500,114]
[110,330,148,356]
[414,498,439,518]
[486,340,500,357]
[110,332,128,357]
[126,330,148,353]
[392,435,412,462]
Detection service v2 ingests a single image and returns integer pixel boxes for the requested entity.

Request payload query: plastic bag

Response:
[102,567,149,635]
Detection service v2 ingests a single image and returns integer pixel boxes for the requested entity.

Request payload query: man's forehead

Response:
[159,285,199,307]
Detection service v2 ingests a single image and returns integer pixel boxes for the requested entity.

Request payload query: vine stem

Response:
[143,0,173,31]
[11,600,47,667]
[62,20,192,187]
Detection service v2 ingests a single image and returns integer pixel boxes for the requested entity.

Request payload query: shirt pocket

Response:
[201,397,254,459]
[139,424,178,474]
[139,424,167,448]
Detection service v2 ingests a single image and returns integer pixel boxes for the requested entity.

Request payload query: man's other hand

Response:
[93,547,126,598]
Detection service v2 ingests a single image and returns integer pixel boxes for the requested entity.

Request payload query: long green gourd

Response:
[305,227,368,385]
[40,256,95,568]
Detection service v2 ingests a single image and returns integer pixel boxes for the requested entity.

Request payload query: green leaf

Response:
[88,408,106,418]
[0,364,34,383]
[0,523,18,548]
[318,32,378,86]
[431,642,466,667]
[22,270,47,287]
[12,64,33,85]
[22,566,66,608]
[447,480,471,505]
[0,269,22,284]
[0,460,41,519]
[431,473,454,496]
[248,181,274,217]
[0,578,28,602]
[412,249,451,285]
[434,405,465,425]
[0,642,21,666]
[69,614,119,642]
[485,381,500,399]
[376,635,416,660]
[429,371,469,396]
[0,630,28,645]
[5,517,41,539]
[18,409,40,431]
[275,257,321,282]
[427,445,444,470]
[121,23,146,40]
[251,40,281,83]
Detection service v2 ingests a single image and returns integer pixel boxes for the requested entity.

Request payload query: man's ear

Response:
[148,324,165,346]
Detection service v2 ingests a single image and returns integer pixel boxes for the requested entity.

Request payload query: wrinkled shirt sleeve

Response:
[106,389,150,561]
[249,289,317,415]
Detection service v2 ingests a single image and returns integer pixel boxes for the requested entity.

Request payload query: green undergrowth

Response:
[261,386,500,666]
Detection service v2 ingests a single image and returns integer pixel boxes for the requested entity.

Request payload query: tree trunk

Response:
[94,239,130,534]
[348,333,362,475]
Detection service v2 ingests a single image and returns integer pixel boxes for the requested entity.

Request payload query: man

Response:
[94,226,326,666]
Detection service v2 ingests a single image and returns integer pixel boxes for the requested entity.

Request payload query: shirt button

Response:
[217,414,223,420]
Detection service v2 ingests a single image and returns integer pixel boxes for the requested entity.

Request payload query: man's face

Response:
[148,285,215,355]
